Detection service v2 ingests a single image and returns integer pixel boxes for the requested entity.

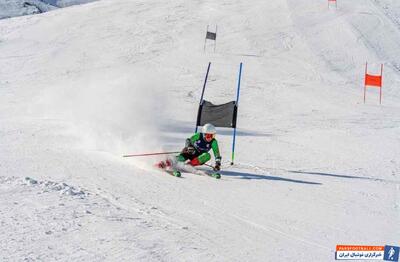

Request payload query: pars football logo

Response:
[335,245,399,261]
[384,245,399,261]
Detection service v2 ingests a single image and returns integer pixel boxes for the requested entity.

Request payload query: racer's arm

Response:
[211,139,221,163]
[185,133,201,147]
[211,139,222,170]
[184,133,201,154]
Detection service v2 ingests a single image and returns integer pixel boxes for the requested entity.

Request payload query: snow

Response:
[0,0,40,19]
[0,0,399,261]
[0,0,96,19]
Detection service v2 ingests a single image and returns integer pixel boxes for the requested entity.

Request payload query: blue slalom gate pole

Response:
[195,62,211,133]
[231,62,243,165]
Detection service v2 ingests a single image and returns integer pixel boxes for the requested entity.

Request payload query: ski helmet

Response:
[202,123,216,134]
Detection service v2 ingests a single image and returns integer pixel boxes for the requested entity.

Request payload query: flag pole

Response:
[380,64,383,105]
[195,62,211,133]
[231,62,243,165]
[364,62,367,103]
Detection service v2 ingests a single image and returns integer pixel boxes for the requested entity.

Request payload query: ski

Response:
[155,161,220,179]
[165,169,182,177]
[180,164,221,179]
[207,172,221,179]
[155,160,181,177]
[199,170,221,179]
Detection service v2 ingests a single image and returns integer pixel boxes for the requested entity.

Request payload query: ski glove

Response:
[184,146,196,155]
[185,138,192,148]
[214,161,221,171]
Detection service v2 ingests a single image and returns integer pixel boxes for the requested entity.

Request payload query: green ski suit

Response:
[177,132,221,166]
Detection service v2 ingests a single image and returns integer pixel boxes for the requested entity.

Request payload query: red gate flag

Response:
[365,73,382,87]
[364,62,383,104]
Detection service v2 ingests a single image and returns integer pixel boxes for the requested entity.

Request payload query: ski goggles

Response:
[204,133,215,140]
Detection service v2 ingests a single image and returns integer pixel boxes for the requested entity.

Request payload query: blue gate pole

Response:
[231,62,243,165]
[195,62,211,133]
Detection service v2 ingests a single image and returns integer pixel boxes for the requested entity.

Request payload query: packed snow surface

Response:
[0,0,399,261]
[0,0,95,19]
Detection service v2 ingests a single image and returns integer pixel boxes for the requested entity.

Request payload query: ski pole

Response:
[204,163,222,171]
[123,151,180,158]
[204,163,214,169]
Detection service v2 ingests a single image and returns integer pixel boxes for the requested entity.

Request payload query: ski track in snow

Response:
[0,0,399,261]
[0,175,228,261]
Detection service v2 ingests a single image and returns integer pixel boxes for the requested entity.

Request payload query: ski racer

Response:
[177,123,222,170]
[158,123,222,171]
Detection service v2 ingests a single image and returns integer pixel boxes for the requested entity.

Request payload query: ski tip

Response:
[173,171,182,177]
[212,173,221,179]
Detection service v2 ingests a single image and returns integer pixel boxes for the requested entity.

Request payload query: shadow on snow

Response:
[221,170,322,185]
[288,170,386,182]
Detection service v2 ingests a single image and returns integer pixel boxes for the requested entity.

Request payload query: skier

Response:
[388,247,395,260]
[158,123,222,171]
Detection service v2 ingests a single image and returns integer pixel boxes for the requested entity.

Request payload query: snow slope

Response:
[0,0,42,19]
[0,0,96,19]
[0,0,399,261]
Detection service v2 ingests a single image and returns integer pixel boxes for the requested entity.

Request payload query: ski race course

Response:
[0,0,399,261]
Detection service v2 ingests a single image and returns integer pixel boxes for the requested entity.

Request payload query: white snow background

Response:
[0,0,399,261]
